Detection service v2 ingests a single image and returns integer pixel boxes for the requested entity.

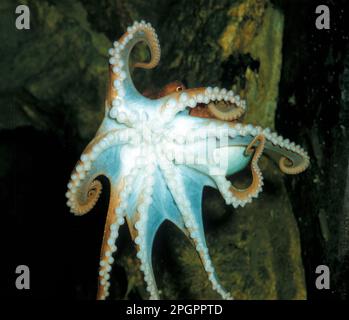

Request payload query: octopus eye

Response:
[176,86,183,92]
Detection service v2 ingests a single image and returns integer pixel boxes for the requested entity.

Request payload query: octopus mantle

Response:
[66,20,309,300]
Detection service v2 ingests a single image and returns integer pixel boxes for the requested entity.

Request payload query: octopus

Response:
[66,20,310,300]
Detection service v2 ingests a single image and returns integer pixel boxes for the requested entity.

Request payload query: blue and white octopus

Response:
[66,20,310,300]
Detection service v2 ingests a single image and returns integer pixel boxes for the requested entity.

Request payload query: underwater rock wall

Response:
[276,0,349,299]
[1,0,110,141]
[218,0,284,129]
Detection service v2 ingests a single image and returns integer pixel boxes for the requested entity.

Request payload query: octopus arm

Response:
[178,124,309,208]
[263,140,310,174]
[96,147,150,299]
[207,99,245,121]
[66,131,125,215]
[108,21,161,107]
[97,164,197,299]
[158,156,232,299]
[131,168,186,299]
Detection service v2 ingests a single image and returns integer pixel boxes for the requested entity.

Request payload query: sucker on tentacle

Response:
[96,180,126,300]
[158,151,232,299]
[66,20,310,300]
[230,134,265,201]
[207,93,246,121]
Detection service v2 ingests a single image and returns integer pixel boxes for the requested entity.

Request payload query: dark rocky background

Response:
[275,0,349,300]
[0,0,348,299]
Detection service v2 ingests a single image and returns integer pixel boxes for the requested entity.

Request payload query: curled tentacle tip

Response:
[279,155,310,175]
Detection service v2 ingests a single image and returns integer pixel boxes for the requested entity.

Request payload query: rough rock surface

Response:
[276,0,349,299]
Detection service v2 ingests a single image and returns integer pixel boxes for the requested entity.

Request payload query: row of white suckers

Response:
[109,20,159,60]
[157,152,232,299]
[100,20,307,160]
[106,21,246,125]
[98,150,232,300]
[108,86,248,126]
[107,20,160,125]
[133,161,159,300]
[214,155,264,208]
[160,86,247,116]
[66,122,308,212]
[98,161,159,300]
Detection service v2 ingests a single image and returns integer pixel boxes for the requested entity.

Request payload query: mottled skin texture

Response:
[66,21,310,300]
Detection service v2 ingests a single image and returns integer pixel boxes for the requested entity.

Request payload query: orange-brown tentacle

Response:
[279,156,309,175]
[229,134,265,200]
[207,101,245,121]
[96,182,124,300]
